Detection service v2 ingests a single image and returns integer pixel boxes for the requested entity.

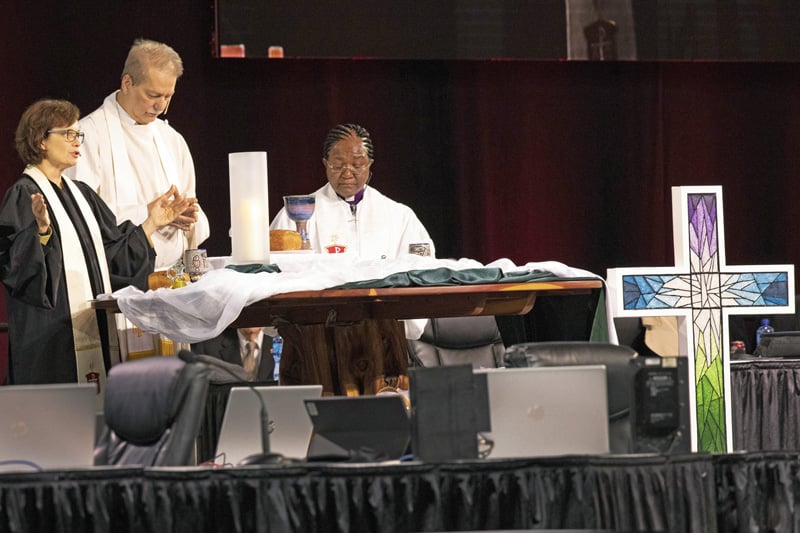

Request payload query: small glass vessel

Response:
[167,259,188,288]
[283,195,316,250]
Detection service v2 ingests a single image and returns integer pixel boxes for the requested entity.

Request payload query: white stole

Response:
[99,94,186,355]
[27,166,114,398]
[100,92,181,226]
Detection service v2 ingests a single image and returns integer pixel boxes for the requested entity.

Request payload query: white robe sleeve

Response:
[67,113,105,193]
[393,207,436,259]
[174,134,210,248]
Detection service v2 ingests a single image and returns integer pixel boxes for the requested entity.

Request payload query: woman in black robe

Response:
[0,99,194,384]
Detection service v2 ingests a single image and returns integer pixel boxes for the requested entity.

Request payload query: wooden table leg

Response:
[278,319,409,396]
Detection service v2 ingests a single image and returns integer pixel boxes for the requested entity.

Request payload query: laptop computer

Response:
[304,395,411,461]
[214,384,323,464]
[474,366,610,458]
[0,383,97,472]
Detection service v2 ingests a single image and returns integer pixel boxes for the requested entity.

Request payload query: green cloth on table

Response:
[589,290,609,343]
[225,263,282,274]
[333,266,608,342]
[332,267,563,289]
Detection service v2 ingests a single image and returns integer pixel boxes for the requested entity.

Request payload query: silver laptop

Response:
[474,366,609,458]
[215,385,323,464]
[0,383,97,472]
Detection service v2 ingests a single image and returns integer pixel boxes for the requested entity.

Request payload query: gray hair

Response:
[121,38,184,84]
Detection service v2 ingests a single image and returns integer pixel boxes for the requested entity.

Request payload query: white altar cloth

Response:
[101,255,611,344]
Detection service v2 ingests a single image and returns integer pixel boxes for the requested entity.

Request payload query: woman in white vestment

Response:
[0,99,193,384]
[269,124,436,395]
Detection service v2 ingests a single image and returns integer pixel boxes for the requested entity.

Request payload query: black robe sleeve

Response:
[71,180,155,292]
[0,178,63,308]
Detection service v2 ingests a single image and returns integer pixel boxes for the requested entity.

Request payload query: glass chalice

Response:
[283,195,316,250]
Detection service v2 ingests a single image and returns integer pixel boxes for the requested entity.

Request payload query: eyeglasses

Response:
[325,160,371,174]
[47,129,85,144]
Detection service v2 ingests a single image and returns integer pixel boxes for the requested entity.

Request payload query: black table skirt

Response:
[0,454,726,533]
[731,358,800,451]
[715,452,800,532]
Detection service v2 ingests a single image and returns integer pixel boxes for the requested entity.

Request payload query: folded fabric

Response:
[333,267,568,289]
[225,263,282,274]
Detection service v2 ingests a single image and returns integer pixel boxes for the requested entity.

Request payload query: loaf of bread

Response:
[148,270,189,290]
[270,229,302,251]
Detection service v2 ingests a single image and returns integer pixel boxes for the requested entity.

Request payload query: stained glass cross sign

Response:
[608,186,794,452]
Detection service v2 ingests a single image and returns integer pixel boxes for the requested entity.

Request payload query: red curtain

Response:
[2,2,800,383]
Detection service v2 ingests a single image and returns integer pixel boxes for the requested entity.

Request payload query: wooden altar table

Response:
[227,279,603,327]
[94,279,602,325]
[94,279,603,395]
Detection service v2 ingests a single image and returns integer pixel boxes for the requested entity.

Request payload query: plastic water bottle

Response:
[755,319,774,352]
[272,334,283,382]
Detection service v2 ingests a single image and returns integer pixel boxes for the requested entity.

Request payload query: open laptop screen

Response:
[475,366,609,458]
[0,383,96,472]
[215,385,323,464]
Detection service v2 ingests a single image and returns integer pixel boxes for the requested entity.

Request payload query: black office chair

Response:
[94,356,210,466]
[504,341,638,454]
[407,316,505,369]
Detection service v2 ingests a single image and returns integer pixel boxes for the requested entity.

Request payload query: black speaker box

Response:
[408,365,488,461]
[630,356,691,454]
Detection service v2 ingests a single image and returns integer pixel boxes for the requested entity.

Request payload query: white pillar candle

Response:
[229,152,270,263]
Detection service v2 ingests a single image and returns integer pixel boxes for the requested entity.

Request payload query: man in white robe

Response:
[67,38,209,270]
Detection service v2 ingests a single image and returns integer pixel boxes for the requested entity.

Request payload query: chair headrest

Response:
[104,357,190,445]
[420,316,503,350]
[503,342,638,417]
[190,353,249,383]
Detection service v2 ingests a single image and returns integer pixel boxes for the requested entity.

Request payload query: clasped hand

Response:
[143,185,199,236]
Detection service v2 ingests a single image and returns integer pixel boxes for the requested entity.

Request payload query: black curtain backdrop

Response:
[2,1,800,383]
